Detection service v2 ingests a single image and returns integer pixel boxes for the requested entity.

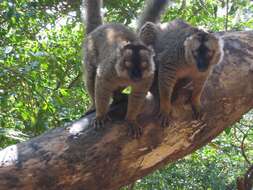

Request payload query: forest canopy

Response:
[0,0,253,189]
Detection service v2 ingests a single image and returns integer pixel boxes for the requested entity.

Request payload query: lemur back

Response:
[138,0,224,128]
[85,24,137,65]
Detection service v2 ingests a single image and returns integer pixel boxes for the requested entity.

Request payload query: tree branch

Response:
[0,31,253,190]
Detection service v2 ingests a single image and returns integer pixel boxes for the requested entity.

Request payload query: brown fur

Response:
[154,21,224,127]
[137,1,224,127]
[83,23,155,136]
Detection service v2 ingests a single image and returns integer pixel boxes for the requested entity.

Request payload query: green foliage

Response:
[0,0,90,142]
[0,0,252,189]
[105,0,144,25]
[162,0,253,31]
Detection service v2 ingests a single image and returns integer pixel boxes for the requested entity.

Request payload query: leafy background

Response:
[0,0,252,189]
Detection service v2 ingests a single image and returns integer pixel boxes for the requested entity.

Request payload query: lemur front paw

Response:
[125,120,142,138]
[92,115,111,130]
[156,111,173,128]
[191,105,205,121]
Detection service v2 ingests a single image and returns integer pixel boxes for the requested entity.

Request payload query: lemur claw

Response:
[126,120,143,138]
[92,115,111,130]
[156,111,173,128]
[192,105,205,121]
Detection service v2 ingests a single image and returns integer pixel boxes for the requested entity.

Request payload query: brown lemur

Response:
[137,0,224,127]
[82,0,155,136]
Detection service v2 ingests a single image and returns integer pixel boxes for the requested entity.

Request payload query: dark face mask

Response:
[196,44,209,72]
[123,44,148,81]
[129,67,142,82]
[196,56,209,72]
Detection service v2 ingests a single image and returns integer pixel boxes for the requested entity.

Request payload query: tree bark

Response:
[0,31,253,190]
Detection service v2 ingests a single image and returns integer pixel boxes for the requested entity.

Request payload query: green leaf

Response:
[122,86,132,94]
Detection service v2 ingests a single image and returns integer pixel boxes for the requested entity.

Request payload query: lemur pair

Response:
[83,0,224,135]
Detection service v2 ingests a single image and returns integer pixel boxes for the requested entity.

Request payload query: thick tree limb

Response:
[0,31,253,190]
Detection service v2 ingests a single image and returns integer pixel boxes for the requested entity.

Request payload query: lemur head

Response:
[115,42,155,82]
[184,31,224,72]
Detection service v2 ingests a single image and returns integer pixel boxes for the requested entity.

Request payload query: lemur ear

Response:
[118,41,131,53]
[120,41,130,48]
[183,35,193,48]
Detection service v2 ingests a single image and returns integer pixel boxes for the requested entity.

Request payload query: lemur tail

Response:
[137,0,169,31]
[83,0,103,34]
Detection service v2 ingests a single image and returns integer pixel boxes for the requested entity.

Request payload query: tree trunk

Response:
[0,31,253,190]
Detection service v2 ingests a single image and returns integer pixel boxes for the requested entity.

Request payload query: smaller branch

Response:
[235,124,252,190]
[240,133,251,165]
[233,127,241,142]
[233,127,251,165]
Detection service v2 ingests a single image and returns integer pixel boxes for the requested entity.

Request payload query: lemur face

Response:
[115,43,155,81]
[184,31,224,72]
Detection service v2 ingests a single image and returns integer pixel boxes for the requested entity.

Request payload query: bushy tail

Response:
[137,0,169,30]
[83,0,103,34]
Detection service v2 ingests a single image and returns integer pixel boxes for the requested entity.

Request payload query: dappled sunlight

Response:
[0,145,18,167]
[68,117,90,135]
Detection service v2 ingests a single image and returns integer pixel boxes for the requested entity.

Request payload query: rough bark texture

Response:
[0,31,253,190]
